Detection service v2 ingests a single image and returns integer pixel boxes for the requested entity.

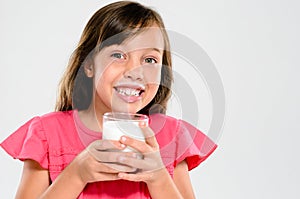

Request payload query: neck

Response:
[78,94,111,132]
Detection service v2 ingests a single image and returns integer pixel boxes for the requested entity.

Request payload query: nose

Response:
[123,58,144,81]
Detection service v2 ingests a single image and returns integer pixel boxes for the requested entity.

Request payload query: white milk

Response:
[103,121,145,152]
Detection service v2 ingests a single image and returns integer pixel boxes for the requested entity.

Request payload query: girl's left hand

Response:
[117,124,166,184]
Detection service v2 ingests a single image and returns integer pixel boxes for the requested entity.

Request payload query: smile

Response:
[115,87,143,96]
[113,83,145,103]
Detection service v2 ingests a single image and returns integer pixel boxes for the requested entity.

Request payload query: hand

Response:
[72,139,138,184]
[116,124,167,185]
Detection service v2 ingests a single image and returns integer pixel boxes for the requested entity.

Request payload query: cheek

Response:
[94,64,122,90]
[93,56,119,84]
[93,69,112,100]
[94,67,126,109]
[143,65,161,85]
[146,84,160,101]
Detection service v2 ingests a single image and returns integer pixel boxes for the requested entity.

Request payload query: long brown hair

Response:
[55,1,173,115]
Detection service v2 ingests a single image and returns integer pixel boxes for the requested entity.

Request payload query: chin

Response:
[110,92,150,113]
[110,101,142,113]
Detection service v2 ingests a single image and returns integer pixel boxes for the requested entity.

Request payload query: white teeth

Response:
[116,88,140,96]
[125,89,131,96]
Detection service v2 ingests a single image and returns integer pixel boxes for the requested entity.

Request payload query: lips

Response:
[113,83,145,103]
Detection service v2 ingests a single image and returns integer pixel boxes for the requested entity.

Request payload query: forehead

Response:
[120,27,165,52]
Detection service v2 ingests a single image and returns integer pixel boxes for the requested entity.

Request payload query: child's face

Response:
[92,26,164,113]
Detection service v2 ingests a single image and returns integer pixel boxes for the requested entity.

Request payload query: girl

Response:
[1,1,216,198]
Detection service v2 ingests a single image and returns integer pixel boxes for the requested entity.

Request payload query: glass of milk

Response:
[102,112,149,152]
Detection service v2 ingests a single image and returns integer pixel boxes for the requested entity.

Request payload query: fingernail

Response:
[120,143,126,148]
[139,121,147,127]
[132,153,137,158]
[120,136,126,142]
[137,154,144,160]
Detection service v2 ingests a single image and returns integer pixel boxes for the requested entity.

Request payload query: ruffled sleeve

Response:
[0,117,49,169]
[174,120,217,170]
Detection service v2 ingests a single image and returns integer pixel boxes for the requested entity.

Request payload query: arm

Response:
[15,159,86,199]
[14,140,135,199]
[173,160,196,199]
[117,125,185,199]
[147,160,196,199]
[118,154,184,199]
[118,155,195,199]
[15,160,50,199]
[38,152,88,199]
[145,169,184,199]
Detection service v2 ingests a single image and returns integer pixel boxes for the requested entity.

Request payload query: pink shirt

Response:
[1,110,216,198]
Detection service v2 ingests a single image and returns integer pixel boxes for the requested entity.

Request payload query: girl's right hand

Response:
[72,140,137,184]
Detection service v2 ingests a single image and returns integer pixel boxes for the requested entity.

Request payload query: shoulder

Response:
[149,114,186,145]
[28,110,76,136]
[39,110,74,121]
[150,114,217,170]
[149,113,197,135]
[149,113,179,132]
[36,110,74,126]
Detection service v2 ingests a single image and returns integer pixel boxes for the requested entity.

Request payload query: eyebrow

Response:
[108,44,163,54]
[147,47,163,54]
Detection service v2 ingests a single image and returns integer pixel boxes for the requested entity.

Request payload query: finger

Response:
[118,172,151,182]
[89,149,137,163]
[138,124,159,149]
[117,155,163,171]
[94,173,120,182]
[120,136,150,153]
[91,158,137,174]
[89,140,125,151]
[101,162,138,173]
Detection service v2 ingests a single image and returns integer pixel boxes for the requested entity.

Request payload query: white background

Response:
[1,0,300,198]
